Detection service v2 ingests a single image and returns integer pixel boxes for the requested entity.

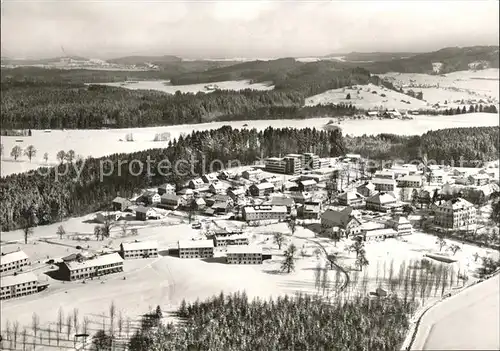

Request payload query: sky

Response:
[1,0,499,59]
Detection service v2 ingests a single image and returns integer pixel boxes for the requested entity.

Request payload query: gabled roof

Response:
[64,253,123,271]
[158,184,175,190]
[210,182,225,190]
[195,198,206,205]
[161,193,180,202]
[228,188,245,196]
[267,196,295,207]
[299,179,317,186]
[338,191,364,201]
[357,182,376,191]
[390,215,411,225]
[178,239,214,249]
[1,272,38,287]
[112,197,130,204]
[397,175,423,182]
[190,178,204,185]
[252,182,274,190]
[121,241,158,251]
[366,192,397,204]
[135,206,153,214]
[213,194,231,202]
[0,250,29,265]
[321,209,360,228]
[226,245,262,255]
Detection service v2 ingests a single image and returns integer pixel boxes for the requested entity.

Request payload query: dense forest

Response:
[0,127,344,231]
[1,65,376,129]
[127,292,416,351]
[344,126,499,164]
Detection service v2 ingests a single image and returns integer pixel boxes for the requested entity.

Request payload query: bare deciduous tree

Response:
[66,314,73,340]
[21,328,28,351]
[125,317,131,337]
[118,311,124,337]
[57,225,66,239]
[32,312,40,341]
[82,316,90,335]
[109,301,116,336]
[13,321,19,349]
[73,308,80,334]
[47,325,52,345]
[57,307,64,334]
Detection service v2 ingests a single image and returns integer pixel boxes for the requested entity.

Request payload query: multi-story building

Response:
[242,205,288,222]
[226,246,263,264]
[357,182,377,197]
[363,228,398,241]
[189,178,205,189]
[158,184,176,195]
[338,191,365,208]
[249,183,275,197]
[1,250,29,274]
[298,203,321,220]
[396,175,423,188]
[227,188,246,202]
[120,241,159,259]
[366,192,398,212]
[284,155,303,175]
[372,171,397,192]
[321,207,362,237]
[178,240,214,258]
[214,234,249,247]
[303,153,320,170]
[433,198,476,229]
[388,215,413,236]
[1,272,39,300]
[61,253,124,281]
[469,173,490,186]
[298,179,318,192]
[242,169,263,181]
[429,169,447,185]
[264,157,287,174]
[160,194,180,209]
[202,173,219,184]
[209,182,226,195]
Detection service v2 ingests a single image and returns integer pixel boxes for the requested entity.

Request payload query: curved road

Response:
[412,274,500,350]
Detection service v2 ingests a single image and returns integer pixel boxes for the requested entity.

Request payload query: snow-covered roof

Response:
[338,191,364,201]
[64,253,123,271]
[397,175,423,182]
[178,240,214,249]
[365,228,398,237]
[226,245,262,255]
[0,250,29,265]
[0,272,38,287]
[372,178,397,185]
[253,182,274,190]
[244,205,287,213]
[216,234,248,241]
[366,192,397,204]
[299,179,317,186]
[121,241,158,251]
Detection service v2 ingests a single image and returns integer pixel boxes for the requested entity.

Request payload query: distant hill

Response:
[326,52,418,62]
[107,55,183,66]
[1,56,90,65]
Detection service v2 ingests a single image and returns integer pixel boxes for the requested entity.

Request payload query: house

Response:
[249,183,274,197]
[189,178,205,189]
[160,194,180,210]
[429,169,447,184]
[298,179,318,192]
[60,253,124,281]
[363,228,398,241]
[298,203,321,220]
[141,191,161,205]
[194,197,206,210]
[206,194,233,207]
[469,173,490,186]
[283,181,299,191]
[1,250,30,274]
[177,188,194,196]
[227,188,246,202]
[178,240,214,259]
[372,177,397,192]
[262,176,284,190]
[241,169,262,181]
[204,208,216,216]
[321,208,362,236]
[366,192,398,212]
[212,202,231,214]
[214,234,249,247]
[384,109,402,118]
[338,191,365,208]
[1,272,39,300]
[388,215,413,236]
[218,170,232,180]
[289,191,312,204]
[202,173,219,184]
[357,182,377,197]
[209,182,226,195]
[242,205,288,222]
[434,198,476,229]
[135,206,158,221]
[396,175,423,188]
[158,184,176,195]
[112,197,132,211]
[265,195,295,213]
[226,246,263,264]
[120,241,158,259]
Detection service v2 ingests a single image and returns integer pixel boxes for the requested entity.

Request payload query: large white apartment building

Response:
[434,198,476,229]
[226,245,263,264]
[242,205,288,222]
[372,170,397,192]
[1,250,30,274]
[214,234,249,247]
[1,272,38,300]
[61,253,124,281]
[120,241,158,259]
[178,240,214,259]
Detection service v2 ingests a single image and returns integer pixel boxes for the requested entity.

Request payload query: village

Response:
[2,150,499,306]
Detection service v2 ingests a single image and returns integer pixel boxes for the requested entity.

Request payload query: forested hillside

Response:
[0,127,344,231]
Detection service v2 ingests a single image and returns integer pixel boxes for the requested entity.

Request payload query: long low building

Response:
[120,241,159,259]
[242,205,288,222]
[1,272,39,300]
[1,250,30,274]
[61,253,124,281]
[226,245,263,264]
[363,228,398,241]
[178,240,214,259]
[214,234,249,247]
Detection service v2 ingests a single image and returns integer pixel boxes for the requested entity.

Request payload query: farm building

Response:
[158,184,176,195]
[1,272,39,300]
[214,234,249,247]
[120,241,159,259]
[0,250,29,274]
[226,246,263,264]
[178,240,214,259]
[112,197,132,211]
[160,194,181,210]
[242,205,287,222]
[142,191,161,205]
[135,206,159,220]
[60,253,124,281]
[249,183,275,197]
[321,208,362,236]
[338,191,365,207]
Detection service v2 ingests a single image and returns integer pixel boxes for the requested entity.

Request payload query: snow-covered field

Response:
[89,79,274,94]
[2,113,498,176]
[380,69,500,106]
[305,83,429,110]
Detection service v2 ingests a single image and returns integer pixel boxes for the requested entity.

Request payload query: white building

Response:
[1,250,29,274]
[61,253,124,281]
[178,240,214,259]
[214,234,249,247]
[364,228,398,241]
[1,272,38,300]
[120,241,159,259]
[242,205,288,222]
[434,198,476,229]
[226,245,263,264]
[388,216,413,236]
